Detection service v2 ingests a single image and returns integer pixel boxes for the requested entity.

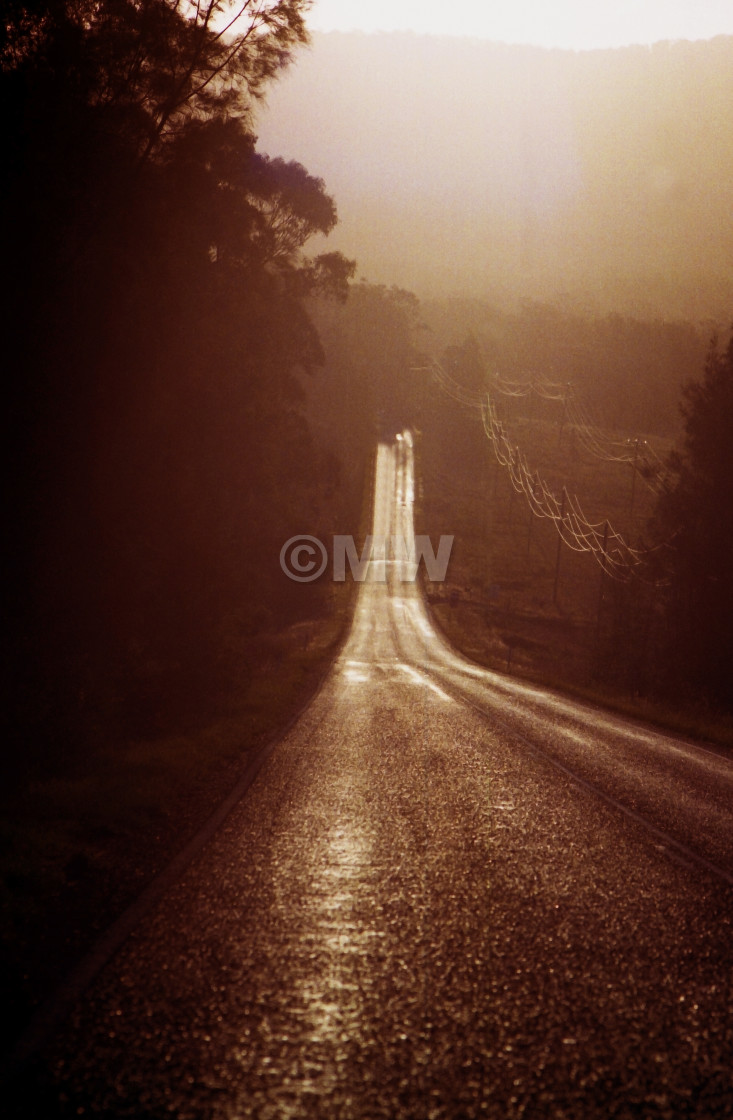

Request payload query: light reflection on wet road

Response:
[22,436,733,1117]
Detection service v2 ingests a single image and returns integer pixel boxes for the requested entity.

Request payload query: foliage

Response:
[1,0,358,779]
[305,282,424,460]
[652,328,733,707]
[421,298,707,437]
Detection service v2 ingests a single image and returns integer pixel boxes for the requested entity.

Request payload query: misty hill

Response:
[256,32,733,320]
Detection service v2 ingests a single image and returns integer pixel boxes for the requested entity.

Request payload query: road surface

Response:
[12,435,733,1118]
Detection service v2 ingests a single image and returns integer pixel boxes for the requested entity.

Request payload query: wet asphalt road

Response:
[13,436,733,1117]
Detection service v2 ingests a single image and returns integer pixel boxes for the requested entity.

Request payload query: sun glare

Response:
[309,0,733,50]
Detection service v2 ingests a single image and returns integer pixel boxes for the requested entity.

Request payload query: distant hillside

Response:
[256,32,733,320]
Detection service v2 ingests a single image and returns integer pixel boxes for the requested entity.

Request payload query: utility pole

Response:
[485,439,493,601]
[526,472,539,559]
[558,383,570,447]
[568,425,577,489]
[553,487,567,605]
[628,438,640,527]
[508,447,518,523]
[596,520,610,639]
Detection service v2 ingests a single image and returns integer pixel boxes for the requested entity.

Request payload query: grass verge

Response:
[426,593,733,751]
[415,419,733,756]
[0,419,381,1072]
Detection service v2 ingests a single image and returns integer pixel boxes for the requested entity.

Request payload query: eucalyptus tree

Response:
[2,0,356,768]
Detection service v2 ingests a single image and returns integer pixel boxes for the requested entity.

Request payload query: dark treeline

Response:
[422,298,708,436]
[305,282,423,457]
[1,1,362,786]
[585,329,733,713]
[558,323,733,714]
[418,316,733,719]
[648,330,733,709]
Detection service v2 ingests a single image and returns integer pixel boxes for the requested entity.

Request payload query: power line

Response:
[421,356,673,584]
[485,368,673,494]
[481,392,643,581]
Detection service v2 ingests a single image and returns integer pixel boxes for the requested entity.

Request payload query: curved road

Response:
[15,436,733,1117]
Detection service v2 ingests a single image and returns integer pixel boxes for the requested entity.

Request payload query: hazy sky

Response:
[308,0,733,50]
[257,29,733,316]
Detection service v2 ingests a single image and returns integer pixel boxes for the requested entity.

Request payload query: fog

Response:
[5,7,733,1101]
[257,32,733,318]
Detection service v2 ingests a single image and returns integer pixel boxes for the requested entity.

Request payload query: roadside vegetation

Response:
[416,317,733,751]
[0,0,370,1057]
[3,0,732,1066]
[0,583,356,1056]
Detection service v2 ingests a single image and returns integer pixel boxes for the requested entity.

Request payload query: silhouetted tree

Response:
[1,0,358,777]
[652,327,733,708]
[306,282,423,455]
